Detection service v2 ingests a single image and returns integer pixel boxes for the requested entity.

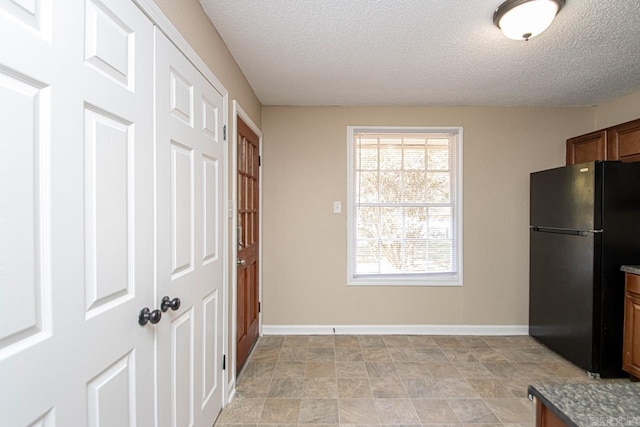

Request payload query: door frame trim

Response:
[132,0,230,416]
[230,100,263,396]
[133,0,228,97]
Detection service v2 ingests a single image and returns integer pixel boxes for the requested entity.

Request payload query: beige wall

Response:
[594,90,640,129]
[153,0,640,330]
[262,106,593,326]
[154,0,261,126]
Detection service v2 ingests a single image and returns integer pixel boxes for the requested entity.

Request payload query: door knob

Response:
[139,307,162,326]
[161,296,181,312]
[237,258,246,266]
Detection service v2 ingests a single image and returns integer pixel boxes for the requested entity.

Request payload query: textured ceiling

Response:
[199,0,640,107]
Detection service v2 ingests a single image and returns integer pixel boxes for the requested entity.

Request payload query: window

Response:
[347,126,462,285]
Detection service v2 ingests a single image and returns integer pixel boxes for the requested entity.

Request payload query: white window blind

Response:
[347,127,462,285]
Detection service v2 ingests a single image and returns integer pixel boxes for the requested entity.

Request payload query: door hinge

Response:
[223,125,227,141]
[259,302,261,313]
[222,354,226,370]
[258,155,261,167]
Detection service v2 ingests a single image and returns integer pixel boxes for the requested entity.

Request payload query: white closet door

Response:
[154,28,226,427]
[0,0,156,425]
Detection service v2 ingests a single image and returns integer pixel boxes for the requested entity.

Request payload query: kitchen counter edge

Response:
[527,385,578,427]
[621,265,640,275]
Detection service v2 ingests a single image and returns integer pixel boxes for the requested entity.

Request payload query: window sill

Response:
[348,276,462,287]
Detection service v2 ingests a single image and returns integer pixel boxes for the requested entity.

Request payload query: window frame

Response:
[346,126,463,286]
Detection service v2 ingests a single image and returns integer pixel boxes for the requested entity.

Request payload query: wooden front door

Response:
[236,117,260,374]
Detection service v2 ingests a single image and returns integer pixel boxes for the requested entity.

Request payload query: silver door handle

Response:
[237,258,245,266]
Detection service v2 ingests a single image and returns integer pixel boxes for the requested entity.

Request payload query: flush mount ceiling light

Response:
[493,0,565,41]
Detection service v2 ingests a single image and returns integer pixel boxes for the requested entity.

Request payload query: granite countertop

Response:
[621,265,640,275]
[528,383,640,427]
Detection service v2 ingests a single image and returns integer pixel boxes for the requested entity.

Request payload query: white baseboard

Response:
[261,324,528,336]
[226,381,236,405]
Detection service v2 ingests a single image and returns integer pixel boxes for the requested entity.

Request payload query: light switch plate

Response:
[333,201,342,214]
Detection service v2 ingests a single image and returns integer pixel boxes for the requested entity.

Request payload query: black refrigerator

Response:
[529,160,640,378]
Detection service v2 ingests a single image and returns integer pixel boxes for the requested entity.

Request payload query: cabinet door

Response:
[608,119,640,162]
[623,274,640,379]
[535,399,567,427]
[566,130,607,165]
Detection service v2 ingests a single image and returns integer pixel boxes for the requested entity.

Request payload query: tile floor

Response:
[214,335,620,426]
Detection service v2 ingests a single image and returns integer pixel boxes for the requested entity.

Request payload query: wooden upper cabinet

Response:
[566,130,606,165]
[608,119,640,162]
[566,118,640,165]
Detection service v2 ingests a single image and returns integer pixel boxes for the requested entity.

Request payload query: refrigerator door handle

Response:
[531,226,603,235]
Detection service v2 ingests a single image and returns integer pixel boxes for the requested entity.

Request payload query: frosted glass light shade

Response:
[494,0,565,41]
